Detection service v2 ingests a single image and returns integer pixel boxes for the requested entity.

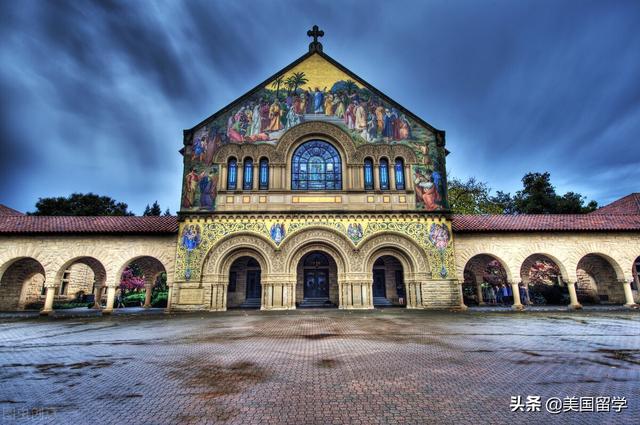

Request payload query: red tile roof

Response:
[0,204,24,216]
[452,213,640,233]
[0,216,178,234]
[590,193,640,215]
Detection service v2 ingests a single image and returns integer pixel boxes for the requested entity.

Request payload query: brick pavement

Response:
[0,309,638,424]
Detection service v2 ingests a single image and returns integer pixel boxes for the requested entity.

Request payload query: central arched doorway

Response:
[297,251,338,308]
[372,256,405,307]
[228,256,262,308]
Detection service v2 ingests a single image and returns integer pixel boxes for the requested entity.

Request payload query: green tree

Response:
[29,193,133,216]
[448,177,505,214]
[513,172,597,214]
[143,201,162,216]
[163,208,171,216]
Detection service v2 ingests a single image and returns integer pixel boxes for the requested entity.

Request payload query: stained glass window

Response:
[395,158,405,190]
[259,158,269,190]
[291,140,342,190]
[379,158,389,190]
[227,158,237,190]
[364,158,374,190]
[243,158,253,190]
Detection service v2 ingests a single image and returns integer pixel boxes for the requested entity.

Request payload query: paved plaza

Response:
[0,309,638,424]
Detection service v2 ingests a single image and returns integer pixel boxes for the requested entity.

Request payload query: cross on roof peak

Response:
[307,25,324,53]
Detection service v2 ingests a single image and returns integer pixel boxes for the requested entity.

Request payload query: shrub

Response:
[151,291,168,308]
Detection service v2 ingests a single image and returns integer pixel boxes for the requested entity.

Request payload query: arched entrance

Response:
[297,251,338,308]
[228,256,262,309]
[520,254,568,305]
[372,256,405,307]
[462,254,510,306]
[118,256,168,309]
[53,257,107,312]
[0,258,45,311]
[576,254,625,304]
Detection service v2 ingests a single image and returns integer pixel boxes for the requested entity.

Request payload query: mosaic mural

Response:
[175,216,455,283]
[181,53,448,211]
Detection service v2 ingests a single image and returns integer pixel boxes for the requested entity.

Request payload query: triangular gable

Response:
[185,51,445,146]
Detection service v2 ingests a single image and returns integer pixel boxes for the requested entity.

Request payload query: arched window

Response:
[292,140,342,190]
[227,158,237,190]
[363,158,374,190]
[243,158,253,190]
[379,158,389,190]
[259,158,269,190]
[394,158,405,190]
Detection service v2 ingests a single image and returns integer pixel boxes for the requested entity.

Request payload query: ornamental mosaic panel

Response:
[175,216,455,282]
[180,53,448,212]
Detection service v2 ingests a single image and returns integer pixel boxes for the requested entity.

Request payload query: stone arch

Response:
[456,247,515,283]
[461,253,512,283]
[213,142,278,164]
[280,227,353,276]
[54,256,108,290]
[519,253,570,284]
[115,248,175,287]
[0,257,46,311]
[277,121,358,164]
[358,232,429,275]
[202,232,275,278]
[519,253,569,305]
[0,247,49,283]
[576,253,626,304]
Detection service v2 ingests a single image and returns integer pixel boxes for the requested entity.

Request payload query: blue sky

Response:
[1,0,639,214]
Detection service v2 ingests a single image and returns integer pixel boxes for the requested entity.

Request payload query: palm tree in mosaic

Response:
[290,72,308,93]
[344,80,357,95]
[271,75,284,100]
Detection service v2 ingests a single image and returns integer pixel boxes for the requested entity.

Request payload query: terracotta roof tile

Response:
[0,204,24,216]
[452,213,640,233]
[0,216,178,234]
[590,193,640,215]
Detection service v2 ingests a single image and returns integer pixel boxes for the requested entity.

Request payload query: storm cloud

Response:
[1,0,638,214]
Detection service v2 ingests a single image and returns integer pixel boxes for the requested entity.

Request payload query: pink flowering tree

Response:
[120,266,145,294]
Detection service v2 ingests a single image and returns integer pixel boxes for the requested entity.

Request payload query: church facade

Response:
[0,31,639,314]
[175,33,457,311]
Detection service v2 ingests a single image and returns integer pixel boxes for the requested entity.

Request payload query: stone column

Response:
[102,286,116,314]
[220,164,227,191]
[405,280,424,309]
[340,278,374,309]
[405,165,413,191]
[373,162,380,191]
[209,280,227,311]
[389,163,396,190]
[567,281,582,310]
[165,285,173,313]
[476,282,485,305]
[622,281,638,307]
[237,162,244,191]
[144,284,153,308]
[93,285,102,309]
[511,282,524,310]
[457,282,468,311]
[40,286,56,316]
[253,163,259,190]
[261,278,296,310]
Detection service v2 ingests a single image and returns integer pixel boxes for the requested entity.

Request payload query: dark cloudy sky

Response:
[1,0,639,214]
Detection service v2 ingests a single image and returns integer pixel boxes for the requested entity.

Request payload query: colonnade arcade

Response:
[196,228,433,311]
[0,242,175,315]
[460,251,638,309]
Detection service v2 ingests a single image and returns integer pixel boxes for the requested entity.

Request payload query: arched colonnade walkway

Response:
[456,233,639,310]
[0,236,176,315]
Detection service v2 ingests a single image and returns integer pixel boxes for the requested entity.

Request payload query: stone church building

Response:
[0,31,639,314]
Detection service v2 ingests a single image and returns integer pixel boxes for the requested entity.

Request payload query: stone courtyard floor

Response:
[0,309,638,424]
